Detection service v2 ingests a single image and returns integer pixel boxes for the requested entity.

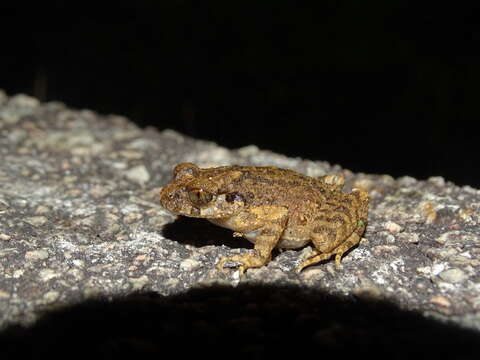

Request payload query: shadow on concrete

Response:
[162,216,253,249]
[0,284,477,359]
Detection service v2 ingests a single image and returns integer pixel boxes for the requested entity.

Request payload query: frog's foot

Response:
[297,232,361,272]
[217,251,270,274]
[296,250,335,272]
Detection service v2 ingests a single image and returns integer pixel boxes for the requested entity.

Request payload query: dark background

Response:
[1,1,479,186]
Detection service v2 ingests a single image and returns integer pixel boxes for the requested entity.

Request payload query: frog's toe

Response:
[295,263,307,273]
[297,252,335,272]
[217,252,268,273]
[216,255,245,273]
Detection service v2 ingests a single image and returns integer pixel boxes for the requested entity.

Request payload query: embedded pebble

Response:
[428,176,446,187]
[25,249,49,261]
[39,269,60,282]
[384,221,402,234]
[66,268,85,282]
[372,245,399,256]
[430,296,451,307]
[438,268,467,284]
[124,213,143,224]
[397,176,417,186]
[397,232,419,243]
[43,291,60,303]
[24,216,48,227]
[436,248,459,260]
[352,177,376,192]
[118,150,144,160]
[0,199,9,212]
[89,185,111,199]
[0,233,11,241]
[0,95,39,124]
[129,275,150,291]
[432,263,447,276]
[417,201,437,224]
[300,268,326,282]
[124,165,150,185]
[237,145,260,157]
[180,259,202,271]
[416,266,431,276]
[352,284,384,300]
[8,94,40,108]
[384,234,396,243]
[34,205,51,215]
[13,199,28,208]
[468,296,480,310]
[7,129,27,144]
[436,232,450,245]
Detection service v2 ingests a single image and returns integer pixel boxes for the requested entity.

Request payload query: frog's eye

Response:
[188,188,213,206]
[226,192,244,203]
[174,162,199,182]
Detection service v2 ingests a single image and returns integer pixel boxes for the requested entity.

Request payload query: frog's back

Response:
[209,165,334,208]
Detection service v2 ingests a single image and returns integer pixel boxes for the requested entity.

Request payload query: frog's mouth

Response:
[159,185,194,215]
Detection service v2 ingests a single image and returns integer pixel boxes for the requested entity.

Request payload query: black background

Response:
[1,1,479,186]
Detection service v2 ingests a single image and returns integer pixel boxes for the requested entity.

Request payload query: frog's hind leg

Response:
[296,231,361,272]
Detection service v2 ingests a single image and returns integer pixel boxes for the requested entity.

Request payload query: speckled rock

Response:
[1,90,480,337]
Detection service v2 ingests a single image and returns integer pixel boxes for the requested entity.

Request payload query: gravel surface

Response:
[1,90,479,358]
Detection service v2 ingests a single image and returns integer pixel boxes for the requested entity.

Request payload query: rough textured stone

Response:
[1,91,480,351]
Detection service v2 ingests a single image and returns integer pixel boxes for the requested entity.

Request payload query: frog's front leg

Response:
[216,205,288,274]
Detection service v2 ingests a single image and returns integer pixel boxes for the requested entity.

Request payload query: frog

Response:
[159,162,369,273]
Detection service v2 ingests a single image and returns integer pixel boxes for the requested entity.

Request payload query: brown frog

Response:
[160,162,369,273]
